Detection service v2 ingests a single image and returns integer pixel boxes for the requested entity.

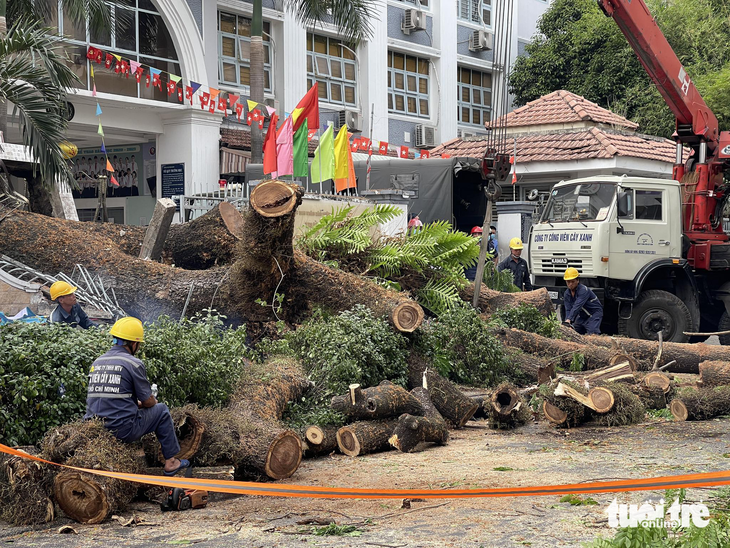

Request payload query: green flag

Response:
[311,125,334,183]
[293,118,309,178]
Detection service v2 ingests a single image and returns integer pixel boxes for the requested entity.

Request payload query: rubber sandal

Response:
[163,459,190,476]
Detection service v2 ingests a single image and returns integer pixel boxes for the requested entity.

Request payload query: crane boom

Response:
[597,0,719,149]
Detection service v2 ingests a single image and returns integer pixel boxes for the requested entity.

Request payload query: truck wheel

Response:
[617,290,693,343]
[718,312,730,346]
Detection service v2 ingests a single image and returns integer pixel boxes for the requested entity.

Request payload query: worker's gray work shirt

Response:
[84,346,152,430]
[50,303,97,329]
[497,255,533,291]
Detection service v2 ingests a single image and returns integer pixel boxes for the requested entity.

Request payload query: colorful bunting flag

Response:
[263,113,279,177]
[190,81,202,95]
[95,103,102,116]
[200,92,210,110]
[185,86,193,104]
[210,88,220,100]
[246,112,253,126]
[105,53,113,69]
[130,60,141,74]
[293,118,309,178]
[121,60,130,77]
[208,99,216,113]
[379,141,389,155]
[133,67,143,83]
[266,105,276,117]
[97,122,104,137]
[228,94,240,108]
[419,149,430,159]
[217,95,227,112]
[92,83,97,97]
[359,138,371,152]
[252,111,260,122]
[350,141,359,153]
[177,87,183,102]
[86,46,99,60]
[258,117,264,129]
[100,143,106,153]
[292,83,319,131]
[169,74,181,85]
[247,100,258,112]
[275,116,294,177]
[399,145,409,158]
[512,171,517,184]
[311,125,335,183]
[106,159,114,172]
[111,176,119,186]
[441,153,451,159]
[236,103,244,121]
[167,82,176,96]
[114,60,122,73]
[145,73,151,88]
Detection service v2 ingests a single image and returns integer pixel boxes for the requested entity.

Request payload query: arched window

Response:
[45,0,181,102]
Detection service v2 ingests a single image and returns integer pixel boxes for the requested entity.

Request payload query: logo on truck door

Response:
[637,233,654,246]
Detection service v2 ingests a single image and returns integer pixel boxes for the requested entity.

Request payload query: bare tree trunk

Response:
[250,0,264,164]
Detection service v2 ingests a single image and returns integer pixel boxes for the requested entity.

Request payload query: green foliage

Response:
[488,303,560,338]
[560,494,598,506]
[282,305,409,427]
[570,352,586,372]
[311,524,363,537]
[493,466,514,471]
[141,312,250,408]
[482,259,519,293]
[0,312,250,446]
[415,303,515,386]
[0,322,110,447]
[647,408,673,420]
[509,0,730,138]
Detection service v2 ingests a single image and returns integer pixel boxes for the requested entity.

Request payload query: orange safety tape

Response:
[3,442,730,499]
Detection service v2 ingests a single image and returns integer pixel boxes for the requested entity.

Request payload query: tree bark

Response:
[142,406,205,465]
[336,420,398,457]
[541,382,588,428]
[419,368,479,427]
[331,380,424,420]
[485,383,531,429]
[0,449,55,526]
[388,387,448,453]
[554,382,615,413]
[670,386,730,421]
[461,285,554,317]
[698,361,730,387]
[303,425,339,457]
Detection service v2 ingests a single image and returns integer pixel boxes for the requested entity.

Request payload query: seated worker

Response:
[49,281,97,329]
[563,267,603,335]
[497,237,533,291]
[85,317,189,476]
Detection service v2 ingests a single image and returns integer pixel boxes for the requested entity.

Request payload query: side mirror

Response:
[617,191,631,218]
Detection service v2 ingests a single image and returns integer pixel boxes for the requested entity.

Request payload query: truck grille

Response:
[532,252,593,276]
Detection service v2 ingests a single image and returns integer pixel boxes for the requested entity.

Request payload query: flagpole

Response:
[318,126,323,196]
[366,103,374,191]
[513,137,517,201]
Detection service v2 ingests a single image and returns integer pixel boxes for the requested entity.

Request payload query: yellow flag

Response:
[333,125,349,180]
[247,100,258,112]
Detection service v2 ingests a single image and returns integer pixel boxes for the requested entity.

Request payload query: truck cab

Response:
[530,175,700,342]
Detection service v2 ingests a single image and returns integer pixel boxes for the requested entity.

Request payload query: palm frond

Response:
[283,0,377,44]
[417,279,462,316]
[8,0,120,37]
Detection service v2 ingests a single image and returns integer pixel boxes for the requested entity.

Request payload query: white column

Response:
[283,12,307,113]
[364,2,389,140]
[201,0,219,89]
[157,110,222,199]
[436,0,458,142]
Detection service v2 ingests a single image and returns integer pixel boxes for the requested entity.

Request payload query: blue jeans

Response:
[112,403,180,460]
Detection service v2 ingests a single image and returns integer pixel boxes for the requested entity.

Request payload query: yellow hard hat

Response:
[509,237,524,250]
[564,267,580,281]
[50,280,77,300]
[109,317,145,343]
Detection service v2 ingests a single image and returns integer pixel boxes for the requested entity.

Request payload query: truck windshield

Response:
[541,183,616,223]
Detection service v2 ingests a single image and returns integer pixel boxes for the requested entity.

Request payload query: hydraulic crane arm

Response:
[597,0,719,151]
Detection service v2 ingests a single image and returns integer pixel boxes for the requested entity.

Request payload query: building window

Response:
[388,52,429,118]
[306,34,357,107]
[458,0,491,26]
[46,0,180,102]
[458,67,492,127]
[218,12,272,93]
[394,0,430,7]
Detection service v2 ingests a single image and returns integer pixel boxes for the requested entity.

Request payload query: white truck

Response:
[529,175,730,343]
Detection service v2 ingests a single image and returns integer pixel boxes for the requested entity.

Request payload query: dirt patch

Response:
[3,417,730,547]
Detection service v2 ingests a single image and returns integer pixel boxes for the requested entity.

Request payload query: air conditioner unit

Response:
[415,124,436,148]
[402,9,426,34]
[460,131,478,140]
[337,110,362,132]
[469,30,494,52]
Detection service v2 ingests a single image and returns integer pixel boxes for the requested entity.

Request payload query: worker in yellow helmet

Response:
[48,281,97,329]
[563,267,603,335]
[497,237,532,291]
[84,317,190,476]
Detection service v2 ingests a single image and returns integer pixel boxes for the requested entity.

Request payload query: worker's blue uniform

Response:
[564,283,603,335]
[498,255,533,291]
[84,345,180,459]
[50,303,97,329]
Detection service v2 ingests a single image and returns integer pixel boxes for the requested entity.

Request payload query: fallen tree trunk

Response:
[461,285,554,317]
[699,361,730,387]
[416,368,479,427]
[336,420,398,457]
[642,372,672,394]
[592,382,645,427]
[331,380,423,420]
[554,382,615,413]
[389,387,448,453]
[303,425,339,457]
[485,383,531,429]
[142,406,205,465]
[0,449,55,526]
[540,382,588,428]
[670,386,730,421]
[631,385,668,410]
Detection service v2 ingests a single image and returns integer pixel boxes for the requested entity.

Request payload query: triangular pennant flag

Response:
[95,103,102,116]
[419,149,430,159]
[190,82,202,94]
[399,145,409,158]
[247,100,258,112]
[100,143,106,153]
[106,159,114,172]
[111,176,119,187]
[113,54,121,61]
[210,88,220,100]
[378,141,388,155]
[92,83,97,97]
[169,74,182,85]
[149,67,161,77]
[130,60,141,74]
[228,94,240,108]
[97,122,104,137]
[236,103,244,121]
[266,105,276,116]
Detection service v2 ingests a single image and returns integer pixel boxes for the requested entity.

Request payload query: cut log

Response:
[336,420,398,457]
[303,425,339,456]
[331,380,424,420]
[233,425,303,480]
[486,383,530,429]
[670,386,730,421]
[461,285,554,317]
[389,387,448,453]
[699,361,730,387]
[592,382,646,427]
[54,471,129,524]
[631,385,667,410]
[141,406,205,465]
[540,382,588,427]
[420,369,479,427]
[643,371,672,394]
[0,449,55,526]
[139,198,176,261]
[554,382,615,413]
[542,400,568,425]
[610,354,638,371]
[581,361,636,384]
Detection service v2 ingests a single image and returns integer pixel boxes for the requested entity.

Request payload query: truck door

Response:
[609,187,676,281]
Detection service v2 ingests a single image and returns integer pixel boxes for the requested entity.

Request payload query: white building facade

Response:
[8,0,550,225]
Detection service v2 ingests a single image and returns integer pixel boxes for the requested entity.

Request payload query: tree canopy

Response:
[509,0,730,138]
